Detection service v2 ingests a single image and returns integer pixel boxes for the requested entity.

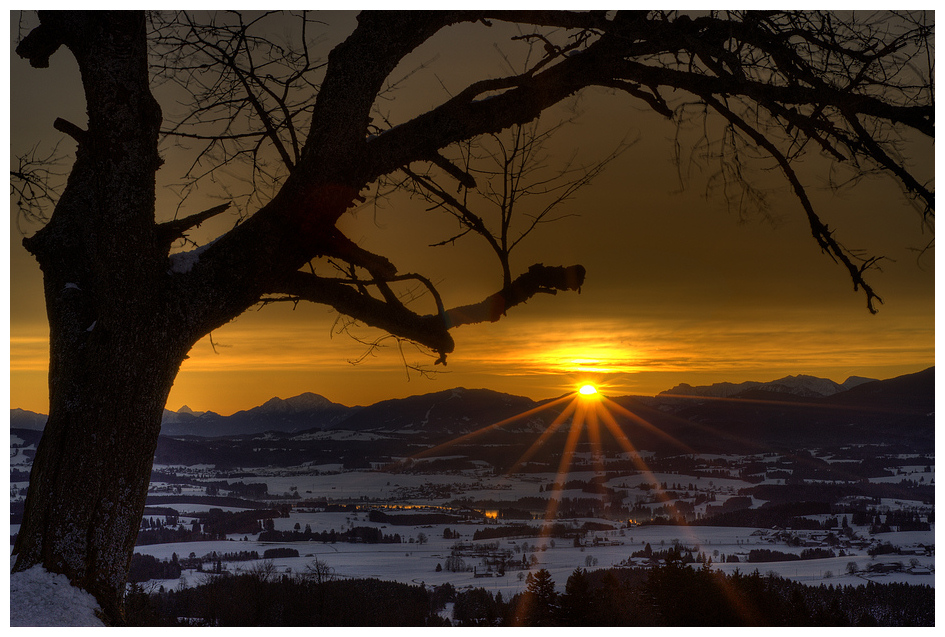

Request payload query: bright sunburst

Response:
[578,383,598,396]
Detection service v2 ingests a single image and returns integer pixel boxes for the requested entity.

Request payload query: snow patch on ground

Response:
[10,565,105,627]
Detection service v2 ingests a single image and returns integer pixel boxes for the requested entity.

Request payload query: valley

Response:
[10,367,935,623]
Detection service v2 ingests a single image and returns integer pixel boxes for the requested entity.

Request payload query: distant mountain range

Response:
[660,374,877,399]
[11,369,934,456]
[650,366,931,451]
[158,392,355,437]
[10,408,47,431]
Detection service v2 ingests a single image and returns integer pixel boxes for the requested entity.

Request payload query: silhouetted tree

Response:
[453,587,503,626]
[558,567,595,626]
[11,10,932,622]
[517,568,557,626]
[303,557,335,585]
[595,570,643,625]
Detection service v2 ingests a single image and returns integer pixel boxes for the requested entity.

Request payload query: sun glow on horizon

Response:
[578,384,598,396]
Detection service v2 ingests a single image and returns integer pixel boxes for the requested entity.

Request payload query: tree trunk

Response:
[11,11,188,624]
[12,319,190,623]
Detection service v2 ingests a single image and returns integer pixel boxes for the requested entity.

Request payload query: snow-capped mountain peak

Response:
[254,392,337,414]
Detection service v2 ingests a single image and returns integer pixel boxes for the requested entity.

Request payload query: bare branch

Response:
[52,118,87,144]
[156,202,232,246]
[268,270,455,360]
[163,10,930,323]
[444,263,586,327]
[842,110,933,218]
[319,229,397,280]
[703,94,884,313]
[10,142,66,228]
[427,151,477,189]
[268,263,585,363]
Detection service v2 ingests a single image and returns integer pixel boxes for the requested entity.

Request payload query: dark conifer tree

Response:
[517,569,557,626]
[558,568,595,626]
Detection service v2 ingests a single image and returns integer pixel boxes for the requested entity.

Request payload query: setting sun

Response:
[578,384,598,396]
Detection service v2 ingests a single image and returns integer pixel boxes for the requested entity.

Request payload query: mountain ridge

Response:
[12,368,931,439]
[660,373,878,399]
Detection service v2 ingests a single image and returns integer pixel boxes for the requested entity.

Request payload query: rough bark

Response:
[11,11,186,623]
[14,332,190,622]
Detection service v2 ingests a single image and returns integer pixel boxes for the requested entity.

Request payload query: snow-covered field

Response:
[9,510,934,627]
[167,466,759,505]
[125,464,937,597]
[132,488,935,599]
[10,448,934,626]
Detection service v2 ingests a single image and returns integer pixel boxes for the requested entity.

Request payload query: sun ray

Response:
[594,406,715,558]
[505,397,580,476]
[601,396,695,453]
[406,393,574,461]
[596,407,676,505]
[595,403,640,457]
[541,401,587,527]
[597,407,730,569]
[620,396,777,456]
[584,403,620,515]
[396,383,818,568]
[585,403,605,473]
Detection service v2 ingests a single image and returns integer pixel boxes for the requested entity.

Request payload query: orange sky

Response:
[8,12,935,415]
